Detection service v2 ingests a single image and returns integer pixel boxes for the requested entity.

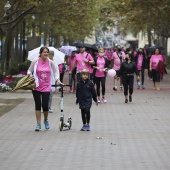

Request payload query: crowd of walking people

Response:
[27,44,167,131]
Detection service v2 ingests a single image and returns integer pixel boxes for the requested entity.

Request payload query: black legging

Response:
[32,90,50,112]
[95,77,106,97]
[60,73,65,82]
[152,69,160,82]
[137,69,145,85]
[122,76,134,96]
[81,108,90,124]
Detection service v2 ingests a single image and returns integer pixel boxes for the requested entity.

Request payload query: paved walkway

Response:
[0,71,170,170]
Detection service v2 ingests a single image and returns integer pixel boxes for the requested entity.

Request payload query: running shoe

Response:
[35,124,41,131]
[98,97,101,103]
[80,125,86,131]
[156,86,160,90]
[48,109,53,113]
[102,98,107,103]
[137,81,140,89]
[125,99,128,103]
[129,96,132,102]
[152,86,156,90]
[86,125,90,131]
[73,88,76,93]
[69,88,73,93]
[44,120,50,129]
[113,86,117,91]
[119,86,123,90]
[141,85,145,89]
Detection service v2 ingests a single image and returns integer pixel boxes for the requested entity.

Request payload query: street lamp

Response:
[4,1,11,71]
[4,1,11,16]
[32,15,36,37]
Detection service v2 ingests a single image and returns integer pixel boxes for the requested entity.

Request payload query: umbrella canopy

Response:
[148,46,164,52]
[60,46,77,56]
[12,75,35,91]
[91,44,98,52]
[73,41,83,47]
[28,46,65,64]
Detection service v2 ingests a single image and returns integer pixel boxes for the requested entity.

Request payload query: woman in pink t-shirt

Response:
[68,51,77,92]
[150,48,164,90]
[135,48,147,89]
[27,47,62,131]
[110,45,126,91]
[93,48,109,103]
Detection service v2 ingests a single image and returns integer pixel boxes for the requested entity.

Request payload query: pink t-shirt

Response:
[150,54,164,70]
[75,52,94,72]
[58,64,64,74]
[95,57,105,77]
[112,51,126,70]
[137,54,143,70]
[68,57,76,73]
[35,58,51,92]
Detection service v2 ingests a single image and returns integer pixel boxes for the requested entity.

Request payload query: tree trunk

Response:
[147,27,152,47]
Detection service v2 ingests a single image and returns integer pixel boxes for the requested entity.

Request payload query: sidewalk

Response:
[0,71,170,170]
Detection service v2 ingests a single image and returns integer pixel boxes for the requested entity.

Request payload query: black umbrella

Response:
[73,41,84,47]
[91,44,98,52]
[148,46,164,52]
[84,43,92,49]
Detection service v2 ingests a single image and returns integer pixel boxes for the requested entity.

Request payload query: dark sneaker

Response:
[80,125,86,131]
[113,87,117,91]
[35,124,41,131]
[129,96,132,102]
[86,125,90,131]
[141,85,145,89]
[125,99,128,103]
[44,120,50,129]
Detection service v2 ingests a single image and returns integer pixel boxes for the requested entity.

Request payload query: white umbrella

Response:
[28,46,65,64]
[60,46,77,56]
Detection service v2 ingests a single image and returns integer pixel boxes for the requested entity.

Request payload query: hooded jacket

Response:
[76,78,97,109]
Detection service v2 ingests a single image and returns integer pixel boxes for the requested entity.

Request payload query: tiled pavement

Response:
[0,70,170,170]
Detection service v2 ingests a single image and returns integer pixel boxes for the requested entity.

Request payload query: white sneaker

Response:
[97,98,101,103]
[102,98,107,103]
[119,86,123,90]
[48,109,53,113]
[141,85,145,89]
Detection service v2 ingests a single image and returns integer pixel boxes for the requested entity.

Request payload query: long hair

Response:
[39,46,49,57]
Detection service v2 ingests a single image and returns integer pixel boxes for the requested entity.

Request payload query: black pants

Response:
[32,90,50,112]
[81,108,90,124]
[76,73,81,82]
[137,69,145,85]
[95,77,106,97]
[60,73,65,82]
[152,69,160,82]
[122,76,134,96]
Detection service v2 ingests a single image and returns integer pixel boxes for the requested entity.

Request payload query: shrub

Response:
[18,60,31,72]
[18,63,28,72]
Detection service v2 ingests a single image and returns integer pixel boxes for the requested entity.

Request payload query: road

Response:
[0,71,170,170]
